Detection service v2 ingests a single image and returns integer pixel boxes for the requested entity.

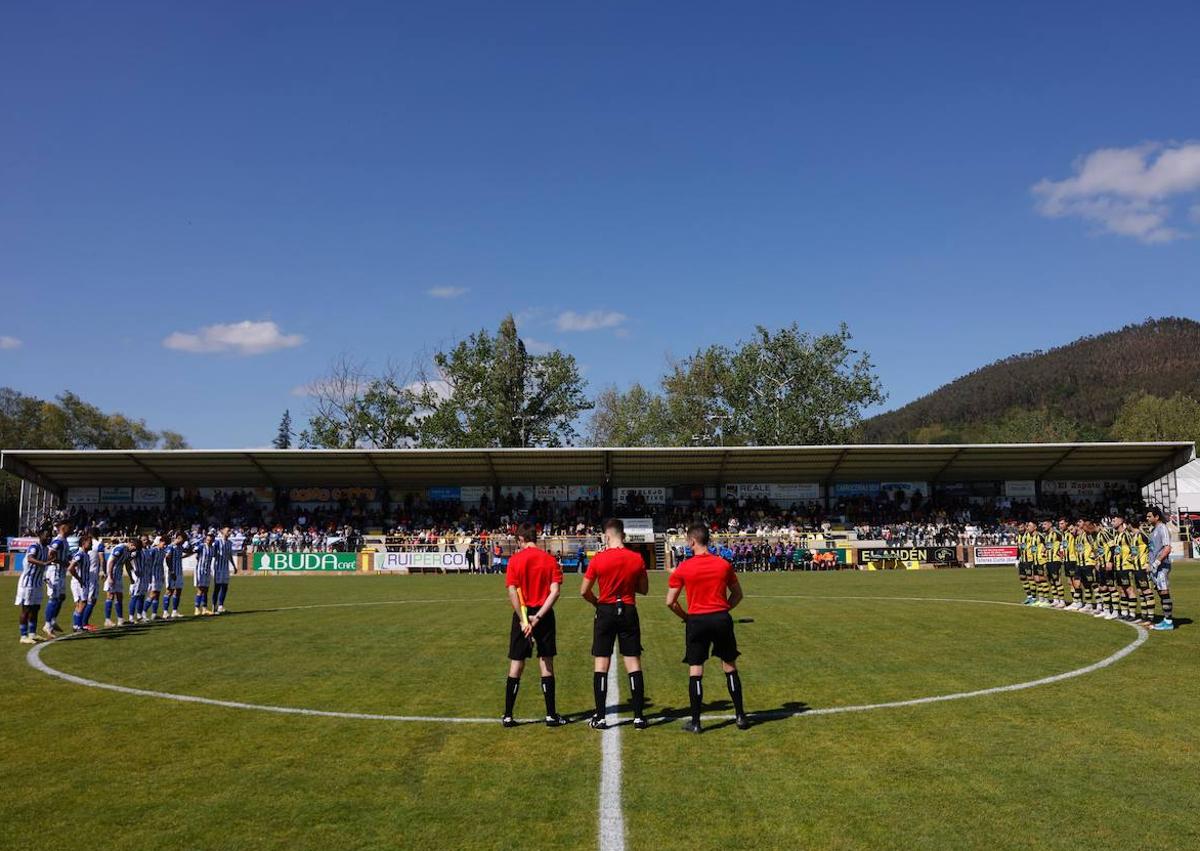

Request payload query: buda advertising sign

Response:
[254,552,358,572]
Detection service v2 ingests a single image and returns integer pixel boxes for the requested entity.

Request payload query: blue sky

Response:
[2,1,1198,447]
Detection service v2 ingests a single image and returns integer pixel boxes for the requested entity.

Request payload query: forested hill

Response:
[864,317,1200,444]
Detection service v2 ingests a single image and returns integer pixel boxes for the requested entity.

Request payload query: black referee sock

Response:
[593,672,607,720]
[725,671,745,717]
[628,670,645,720]
[541,676,557,717]
[504,677,520,718]
[688,675,703,724]
[1159,591,1173,621]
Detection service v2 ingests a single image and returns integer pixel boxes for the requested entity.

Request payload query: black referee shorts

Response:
[591,603,643,658]
[508,607,557,661]
[683,611,740,666]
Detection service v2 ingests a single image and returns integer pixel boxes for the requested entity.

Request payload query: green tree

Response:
[587,384,673,446]
[656,323,885,446]
[418,315,591,447]
[299,358,422,449]
[1110,391,1200,443]
[273,410,294,449]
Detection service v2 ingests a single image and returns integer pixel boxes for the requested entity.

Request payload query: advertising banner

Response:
[289,487,378,504]
[133,487,166,504]
[67,488,100,505]
[832,482,881,497]
[6,537,38,572]
[568,485,600,501]
[100,487,132,504]
[615,487,666,505]
[459,486,489,503]
[880,481,928,496]
[974,545,1019,565]
[253,552,358,572]
[813,547,848,564]
[1004,480,1036,498]
[374,551,468,572]
[1041,480,1131,497]
[771,483,821,501]
[534,485,570,502]
[427,486,461,502]
[860,546,956,564]
[620,518,656,543]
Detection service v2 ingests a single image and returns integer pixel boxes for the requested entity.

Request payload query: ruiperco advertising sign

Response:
[254,552,359,572]
[374,551,468,572]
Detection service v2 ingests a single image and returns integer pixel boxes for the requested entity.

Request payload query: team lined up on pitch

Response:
[15,522,239,643]
[502,518,750,733]
[1015,506,1176,630]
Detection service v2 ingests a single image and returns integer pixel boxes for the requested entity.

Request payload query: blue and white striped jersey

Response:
[164,544,185,585]
[19,543,49,590]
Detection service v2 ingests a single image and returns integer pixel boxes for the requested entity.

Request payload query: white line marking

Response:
[24,596,1146,728]
[598,656,625,851]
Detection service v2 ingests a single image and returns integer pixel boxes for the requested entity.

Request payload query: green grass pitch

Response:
[1,565,1197,850]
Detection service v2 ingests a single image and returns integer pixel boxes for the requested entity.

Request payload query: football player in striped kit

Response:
[144,536,166,620]
[17,529,53,644]
[67,533,97,633]
[104,536,134,627]
[44,521,73,636]
[163,532,187,619]
[213,526,237,614]
[84,534,104,629]
[126,536,149,623]
[194,532,216,616]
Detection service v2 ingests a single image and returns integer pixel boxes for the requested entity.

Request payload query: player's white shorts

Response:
[1151,562,1172,591]
[104,575,124,595]
[71,577,98,603]
[15,584,45,606]
[46,576,66,598]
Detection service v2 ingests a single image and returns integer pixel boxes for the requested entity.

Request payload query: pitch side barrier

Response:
[665,534,997,570]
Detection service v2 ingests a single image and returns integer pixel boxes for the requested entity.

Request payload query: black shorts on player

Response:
[683,611,740,665]
[1133,569,1151,590]
[591,603,643,658]
[508,608,557,660]
[1115,570,1134,589]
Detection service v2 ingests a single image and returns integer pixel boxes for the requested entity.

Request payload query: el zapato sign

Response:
[859,547,956,563]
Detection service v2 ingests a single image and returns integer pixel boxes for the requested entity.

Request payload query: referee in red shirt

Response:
[502,522,571,728]
[665,524,750,733]
[580,518,650,730]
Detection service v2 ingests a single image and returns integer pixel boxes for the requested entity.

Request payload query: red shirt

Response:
[585,547,647,605]
[668,553,737,615]
[505,546,563,608]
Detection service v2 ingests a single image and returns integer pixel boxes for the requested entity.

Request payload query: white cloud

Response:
[163,320,305,355]
[427,286,468,299]
[555,309,628,332]
[0,335,21,350]
[522,337,553,355]
[405,378,452,400]
[1032,142,1200,243]
[290,377,368,398]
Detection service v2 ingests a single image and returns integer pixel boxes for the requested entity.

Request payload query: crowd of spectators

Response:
[28,483,1151,555]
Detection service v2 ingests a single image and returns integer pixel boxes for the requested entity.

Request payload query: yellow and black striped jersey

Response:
[1034,531,1049,565]
[1043,529,1064,563]
[1019,532,1036,561]
[1065,530,1079,564]
[1080,532,1097,567]
[1127,528,1150,570]
[1095,529,1116,568]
